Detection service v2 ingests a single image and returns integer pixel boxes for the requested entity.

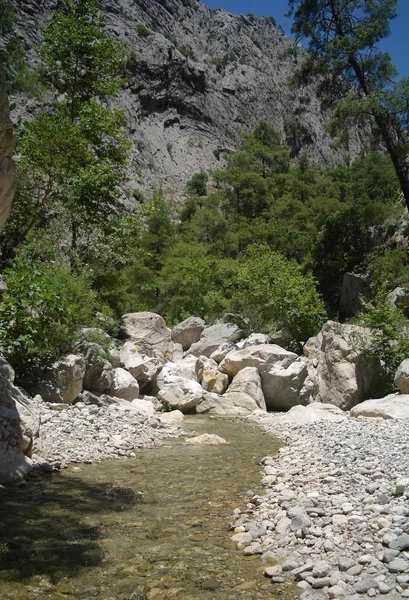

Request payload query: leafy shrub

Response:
[187,172,208,196]
[354,286,409,395]
[0,250,97,386]
[136,24,151,37]
[233,244,327,342]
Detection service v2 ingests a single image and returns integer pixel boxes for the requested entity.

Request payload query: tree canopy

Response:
[287,0,409,211]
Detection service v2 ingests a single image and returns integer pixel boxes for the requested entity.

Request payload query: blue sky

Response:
[204,0,409,78]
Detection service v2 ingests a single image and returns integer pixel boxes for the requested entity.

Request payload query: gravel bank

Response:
[232,413,409,600]
[31,397,182,473]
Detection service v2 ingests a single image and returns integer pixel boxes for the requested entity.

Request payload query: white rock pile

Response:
[231,411,409,599]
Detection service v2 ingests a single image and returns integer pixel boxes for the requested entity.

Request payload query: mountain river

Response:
[0,416,298,600]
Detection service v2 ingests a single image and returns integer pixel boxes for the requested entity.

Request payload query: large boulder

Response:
[195,355,228,394]
[218,344,307,409]
[119,341,160,384]
[350,395,409,420]
[394,359,409,394]
[223,367,266,411]
[262,357,311,410]
[304,321,383,410]
[186,322,244,357]
[171,316,206,351]
[34,354,86,404]
[120,312,172,364]
[209,342,238,364]
[0,66,16,234]
[110,368,139,401]
[0,371,40,482]
[155,361,197,392]
[219,344,297,378]
[157,378,205,412]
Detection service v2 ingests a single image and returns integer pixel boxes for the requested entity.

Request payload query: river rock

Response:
[186,322,244,357]
[171,316,205,350]
[109,368,139,401]
[157,378,205,412]
[303,321,383,410]
[120,312,172,364]
[350,394,409,419]
[158,410,184,424]
[185,433,229,445]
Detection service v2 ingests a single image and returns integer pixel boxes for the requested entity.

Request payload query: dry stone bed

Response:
[232,414,409,600]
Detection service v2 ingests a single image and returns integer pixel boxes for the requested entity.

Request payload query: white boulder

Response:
[157,378,205,412]
[171,316,206,350]
[155,361,197,391]
[120,312,172,364]
[186,322,244,357]
[110,368,139,401]
[131,399,156,416]
[223,367,266,411]
[304,321,383,410]
[350,394,409,420]
[119,341,160,384]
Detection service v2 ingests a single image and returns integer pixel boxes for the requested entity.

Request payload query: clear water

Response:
[0,417,298,600]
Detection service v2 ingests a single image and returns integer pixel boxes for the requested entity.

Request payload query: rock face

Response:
[304,321,383,410]
[0,66,16,233]
[0,371,40,483]
[10,0,360,196]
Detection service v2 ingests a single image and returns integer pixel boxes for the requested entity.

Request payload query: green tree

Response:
[287,0,409,211]
[11,0,129,250]
[40,0,126,119]
[233,244,327,343]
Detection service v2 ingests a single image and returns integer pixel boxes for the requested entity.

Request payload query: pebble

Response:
[236,414,409,599]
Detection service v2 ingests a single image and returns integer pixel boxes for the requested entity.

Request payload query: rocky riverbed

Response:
[30,395,182,475]
[232,409,409,600]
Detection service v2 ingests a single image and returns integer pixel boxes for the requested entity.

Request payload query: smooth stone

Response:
[354,576,379,594]
[387,558,409,572]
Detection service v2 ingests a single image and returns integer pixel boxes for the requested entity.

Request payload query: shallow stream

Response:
[0,417,297,600]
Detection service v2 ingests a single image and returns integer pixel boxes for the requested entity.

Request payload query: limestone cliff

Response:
[11,0,361,196]
[0,65,16,231]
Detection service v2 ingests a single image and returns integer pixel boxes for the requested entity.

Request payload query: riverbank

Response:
[234,410,409,599]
